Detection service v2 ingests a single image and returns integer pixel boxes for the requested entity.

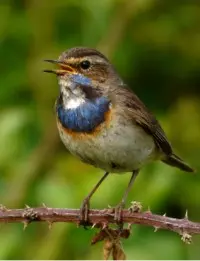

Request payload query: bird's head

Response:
[44,47,122,101]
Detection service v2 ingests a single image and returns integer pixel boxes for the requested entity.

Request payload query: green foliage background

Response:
[0,0,200,259]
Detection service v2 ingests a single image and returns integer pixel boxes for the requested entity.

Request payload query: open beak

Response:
[43,59,75,75]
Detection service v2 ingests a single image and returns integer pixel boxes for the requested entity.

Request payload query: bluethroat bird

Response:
[44,47,194,223]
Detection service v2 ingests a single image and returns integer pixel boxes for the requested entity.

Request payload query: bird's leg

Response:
[114,169,139,225]
[80,171,109,225]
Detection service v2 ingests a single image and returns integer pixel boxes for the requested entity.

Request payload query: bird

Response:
[44,47,194,224]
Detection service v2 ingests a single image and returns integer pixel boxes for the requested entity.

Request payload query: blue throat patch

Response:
[69,74,91,87]
[57,97,110,133]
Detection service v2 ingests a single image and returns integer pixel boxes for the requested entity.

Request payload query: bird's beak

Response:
[43,59,75,75]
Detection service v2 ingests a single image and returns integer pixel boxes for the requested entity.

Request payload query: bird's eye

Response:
[80,60,91,70]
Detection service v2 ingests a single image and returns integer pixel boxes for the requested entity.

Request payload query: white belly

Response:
[58,116,157,173]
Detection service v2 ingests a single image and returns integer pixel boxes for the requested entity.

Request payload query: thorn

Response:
[154,226,159,232]
[25,204,30,209]
[52,210,58,215]
[145,207,152,214]
[42,203,47,208]
[23,221,29,230]
[184,210,188,220]
[47,221,53,230]
[127,223,132,230]
[92,223,97,229]
[181,232,192,244]
[102,222,108,230]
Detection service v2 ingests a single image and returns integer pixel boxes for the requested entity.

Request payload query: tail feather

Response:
[162,153,195,173]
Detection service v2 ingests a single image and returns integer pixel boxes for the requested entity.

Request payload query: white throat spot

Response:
[60,85,85,110]
[65,97,85,109]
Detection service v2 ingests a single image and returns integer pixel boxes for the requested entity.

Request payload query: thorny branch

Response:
[0,203,199,240]
[1,203,199,260]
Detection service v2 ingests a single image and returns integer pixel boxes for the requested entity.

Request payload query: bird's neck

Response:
[56,94,111,133]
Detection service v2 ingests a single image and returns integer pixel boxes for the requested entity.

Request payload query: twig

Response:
[0,205,199,240]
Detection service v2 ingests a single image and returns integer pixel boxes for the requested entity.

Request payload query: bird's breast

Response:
[56,96,111,134]
[57,109,157,173]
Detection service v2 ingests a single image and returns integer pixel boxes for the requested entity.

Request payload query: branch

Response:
[0,204,199,241]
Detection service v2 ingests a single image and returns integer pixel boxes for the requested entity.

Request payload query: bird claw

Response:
[114,201,125,229]
[79,198,90,228]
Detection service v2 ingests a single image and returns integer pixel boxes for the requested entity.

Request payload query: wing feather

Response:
[114,86,172,155]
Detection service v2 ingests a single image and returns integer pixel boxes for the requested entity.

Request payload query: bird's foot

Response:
[79,198,90,228]
[114,201,125,229]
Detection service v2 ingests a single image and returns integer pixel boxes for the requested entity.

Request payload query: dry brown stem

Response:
[0,205,199,240]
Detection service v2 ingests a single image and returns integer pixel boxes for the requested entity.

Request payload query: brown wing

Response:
[114,85,172,155]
